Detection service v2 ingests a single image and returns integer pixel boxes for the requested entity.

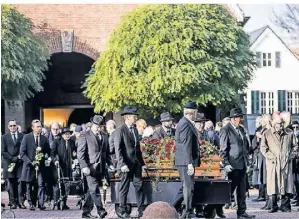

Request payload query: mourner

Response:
[51,127,77,210]
[152,112,176,139]
[106,120,117,165]
[220,108,255,219]
[173,101,200,219]
[291,121,299,206]
[20,119,51,211]
[74,125,83,148]
[114,106,146,218]
[260,116,298,213]
[1,120,25,209]
[77,115,110,219]
[135,119,147,140]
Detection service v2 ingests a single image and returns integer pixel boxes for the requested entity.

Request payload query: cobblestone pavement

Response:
[1,189,299,218]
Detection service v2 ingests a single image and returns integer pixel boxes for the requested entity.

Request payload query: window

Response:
[251,90,274,114]
[260,92,274,114]
[287,91,299,114]
[263,53,271,67]
[275,52,281,68]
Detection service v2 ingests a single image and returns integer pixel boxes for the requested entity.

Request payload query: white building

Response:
[246,25,299,135]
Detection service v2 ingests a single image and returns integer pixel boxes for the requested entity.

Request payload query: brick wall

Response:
[13,4,138,59]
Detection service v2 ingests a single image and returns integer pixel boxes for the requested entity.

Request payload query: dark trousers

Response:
[258,184,266,199]
[228,169,247,215]
[175,166,194,214]
[8,178,23,205]
[281,193,292,210]
[82,175,104,214]
[25,172,45,207]
[119,165,144,213]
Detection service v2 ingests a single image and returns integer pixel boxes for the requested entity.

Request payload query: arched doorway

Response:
[25,52,96,128]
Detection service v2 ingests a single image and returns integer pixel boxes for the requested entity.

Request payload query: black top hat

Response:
[61,127,73,135]
[195,113,208,122]
[291,120,299,125]
[121,106,139,116]
[229,108,244,118]
[160,112,174,122]
[183,101,198,109]
[90,115,104,126]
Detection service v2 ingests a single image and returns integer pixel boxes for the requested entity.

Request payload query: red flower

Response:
[199,140,205,145]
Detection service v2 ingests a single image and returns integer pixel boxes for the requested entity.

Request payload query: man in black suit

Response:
[173,101,199,219]
[1,119,25,209]
[77,115,113,219]
[152,112,175,139]
[20,119,51,211]
[114,106,146,218]
[51,127,77,210]
[220,108,255,219]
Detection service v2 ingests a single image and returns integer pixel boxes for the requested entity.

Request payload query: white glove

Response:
[120,165,130,173]
[45,160,51,167]
[224,165,234,173]
[82,167,91,176]
[142,166,146,172]
[187,164,194,176]
[108,165,115,172]
[55,161,59,166]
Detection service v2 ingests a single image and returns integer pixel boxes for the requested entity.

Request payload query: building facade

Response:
[2,4,246,133]
[246,26,299,135]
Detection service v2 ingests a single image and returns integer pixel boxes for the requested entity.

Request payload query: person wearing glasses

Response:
[1,120,25,209]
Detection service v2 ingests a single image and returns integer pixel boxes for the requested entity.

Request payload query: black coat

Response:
[77,130,111,175]
[48,132,61,149]
[20,133,51,182]
[220,123,250,170]
[1,132,24,179]
[152,127,175,139]
[174,117,200,166]
[51,138,76,180]
[114,124,145,170]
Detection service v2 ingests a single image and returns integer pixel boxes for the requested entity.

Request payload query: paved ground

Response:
[1,189,299,218]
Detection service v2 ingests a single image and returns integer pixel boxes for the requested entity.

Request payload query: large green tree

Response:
[84,4,255,116]
[1,5,49,101]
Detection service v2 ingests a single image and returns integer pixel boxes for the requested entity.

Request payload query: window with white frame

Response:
[262,53,271,67]
[286,91,299,114]
[260,92,274,114]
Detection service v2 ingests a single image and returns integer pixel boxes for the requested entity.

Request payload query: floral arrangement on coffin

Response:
[140,137,176,190]
[198,140,222,174]
[140,137,176,168]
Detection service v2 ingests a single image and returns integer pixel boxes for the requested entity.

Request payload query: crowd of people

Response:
[1,102,299,219]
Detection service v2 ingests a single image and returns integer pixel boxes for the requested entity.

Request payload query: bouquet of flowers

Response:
[8,163,16,173]
[199,140,219,159]
[33,147,44,177]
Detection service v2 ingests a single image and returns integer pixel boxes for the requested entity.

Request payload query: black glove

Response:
[11,157,19,163]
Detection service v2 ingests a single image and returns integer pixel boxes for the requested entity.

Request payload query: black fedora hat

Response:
[61,127,73,135]
[160,112,174,122]
[183,101,197,109]
[229,108,245,118]
[120,106,139,116]
[195,113,208,122]
[291,120,299,125]
[90,115,104,126]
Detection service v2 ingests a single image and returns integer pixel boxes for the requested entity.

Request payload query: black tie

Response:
[130,127,136,145]
[12,134,17,144]
[35,135,39,147]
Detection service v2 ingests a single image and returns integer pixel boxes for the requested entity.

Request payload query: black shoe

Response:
[82,213,97,218]
[18,204,27,209]
[280,207,291,212]
[237,212,256,218]
[30,205,35,211]
[137,211,143,218]
[292,202,299,206]
[252,197,266,202]
[268,208,278,213]
[39,206,46,210]
[10,204,17,209]
[291,199,297,204]
[62,205,70,210]
[118,212,130,219]
[195,212,205,218]
[98,210,108,218]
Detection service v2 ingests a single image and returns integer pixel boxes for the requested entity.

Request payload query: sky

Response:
[239,4,299,48]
